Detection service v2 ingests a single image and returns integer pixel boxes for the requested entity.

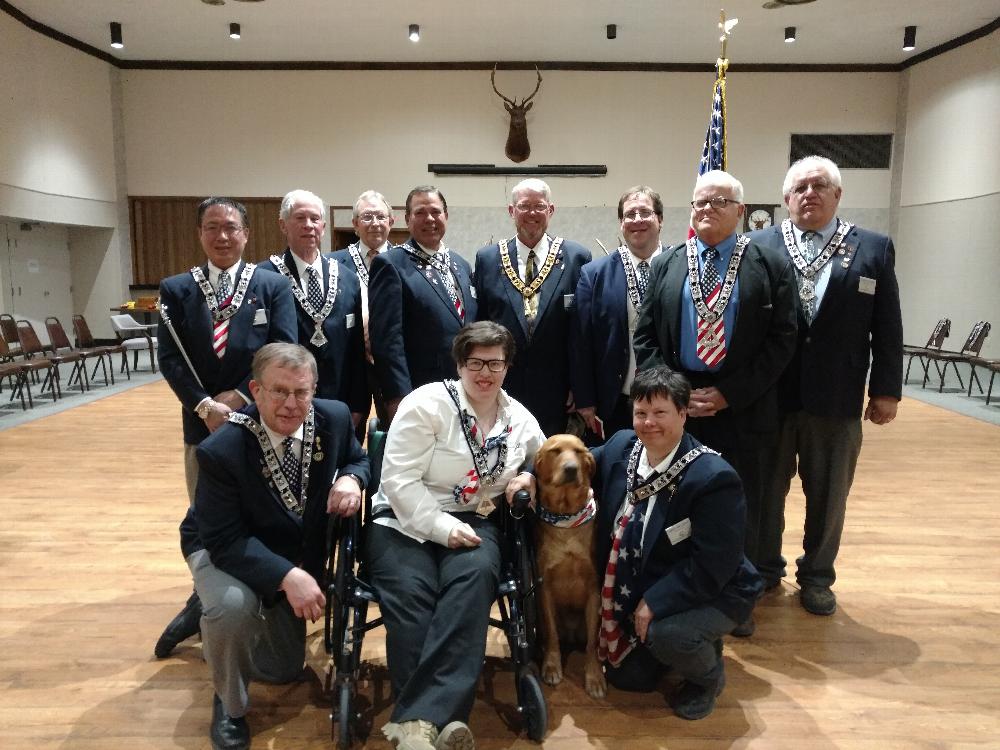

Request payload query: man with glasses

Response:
[749,156,902,616]
[259,189,367,429]
[634,171,797,637]
[369,186,477,424]
[473,178,591,436]
[329,190,397,428]
[154,197,297,659]
[572,186,666,442]
[180,343,369,750]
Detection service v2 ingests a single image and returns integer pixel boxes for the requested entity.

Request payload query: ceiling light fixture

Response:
[409,24,420,42]
[785,26,796,43]
[607,24,617,40]
[229,22,241,39]
[903,25,917,51]
[109,21,123,49]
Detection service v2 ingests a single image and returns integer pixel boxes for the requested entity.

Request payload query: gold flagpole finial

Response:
[717,9,738,74]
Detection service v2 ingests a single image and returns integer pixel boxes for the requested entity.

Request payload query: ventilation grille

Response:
[790,134,893,169]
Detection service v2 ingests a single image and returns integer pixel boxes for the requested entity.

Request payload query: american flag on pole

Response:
[698,63,728,176]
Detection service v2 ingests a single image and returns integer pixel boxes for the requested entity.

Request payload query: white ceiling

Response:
[6,0,1000,66]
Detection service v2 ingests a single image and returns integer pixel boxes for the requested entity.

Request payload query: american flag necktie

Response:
[213,272,232,359]
[280,436,301,501]
[696,247,726,367]
[305,265,324,310]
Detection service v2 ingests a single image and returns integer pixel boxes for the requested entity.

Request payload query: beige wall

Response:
[896,30,1000,357]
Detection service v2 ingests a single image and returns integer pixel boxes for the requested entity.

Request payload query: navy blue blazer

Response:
[180,399,369,598]
[750,223,903,419]
[633,239,798,433]
[258,250,367,413]
[328,243,374,282]
[368,239,476,401]
[571,252,632,425]
[592,430,761,623]
[157,262,297,445]
[474,236,591,435]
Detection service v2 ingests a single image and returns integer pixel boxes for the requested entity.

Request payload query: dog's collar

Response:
[537,495,597,529]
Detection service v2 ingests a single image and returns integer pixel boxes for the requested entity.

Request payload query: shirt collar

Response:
[207,261,240,285]
[637,437,682,479]
[696,232,738,259]
[516,233,550,265]
[415,240,446,256]
[627,245,662,268]
[792,216,839,247]
[287,249,322,280]
[260,418,304,452]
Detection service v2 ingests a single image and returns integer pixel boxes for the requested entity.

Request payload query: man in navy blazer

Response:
[369,186,476,423]
[591,367,761,720]
[573,186,665,442]
[180,343,369,750]
[258,189,367,426]
[474,178,591,436]
[633,171,797,636]
[750,156,903,616]
[154,197,297,659]
[328,189,397,429]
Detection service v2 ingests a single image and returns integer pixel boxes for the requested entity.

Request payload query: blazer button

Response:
[805,336,812,344]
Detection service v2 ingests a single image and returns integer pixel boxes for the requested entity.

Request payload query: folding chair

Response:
[72,314,130,384]
[903,318,950,385]
[921,320,991,393]
[110,314,159,372]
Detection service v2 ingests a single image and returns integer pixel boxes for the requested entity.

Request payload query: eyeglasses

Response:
[357,212,391,224]
[790,180,834,195]
[463,358,508,373]
[260,385,315,403]
[514,202,551,214]
[201,222,246,236]
[690,197,739,211]
[622,208,657,222]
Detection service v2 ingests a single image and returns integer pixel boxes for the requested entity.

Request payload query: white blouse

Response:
[371,381,545,545]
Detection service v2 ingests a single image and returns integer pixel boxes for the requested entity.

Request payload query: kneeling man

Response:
[592,366,761,719]
[180,343,369,750]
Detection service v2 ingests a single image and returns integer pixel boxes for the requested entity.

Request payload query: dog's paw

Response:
[541,654,563,686]
[584,668,607,699]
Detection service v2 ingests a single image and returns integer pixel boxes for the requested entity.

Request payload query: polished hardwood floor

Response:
[1,380,998,749]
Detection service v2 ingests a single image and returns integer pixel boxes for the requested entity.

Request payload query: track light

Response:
[409,24,420,42]
[109,21,123,49]
[903,25,917,51]
[785,26,796,43]
[229,23,241,40]
[607,24,617,40]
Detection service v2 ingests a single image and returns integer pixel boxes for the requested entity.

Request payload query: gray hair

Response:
[511,178,552,204]
[252,342,318,383]
[694,170,744,204]
[353,189,393,219]
[279,189,326,221]
[782,156,843,197]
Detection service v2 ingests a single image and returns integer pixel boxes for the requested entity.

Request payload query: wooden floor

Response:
[2,380,999,749]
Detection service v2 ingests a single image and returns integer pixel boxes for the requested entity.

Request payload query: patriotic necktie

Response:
[696,247,726,367]
[598,474,657,667]
[213,271,232,359]
[305,265,324,310]
[524,250,539,323]
[430,251,464,322]
[801,231,819,322]
[280,436,301,500]
[636,260,650,305]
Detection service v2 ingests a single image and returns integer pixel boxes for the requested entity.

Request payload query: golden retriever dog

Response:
[532,434,607,698]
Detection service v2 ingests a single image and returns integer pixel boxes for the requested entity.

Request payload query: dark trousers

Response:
[759,410,862,588]
[605,605,735,692]
[367,518,501,727]
[684,408,776,572]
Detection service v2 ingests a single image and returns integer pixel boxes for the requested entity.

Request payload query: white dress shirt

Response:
[288,251,324,294]
[372,381,545,545]
[516,234,551,281]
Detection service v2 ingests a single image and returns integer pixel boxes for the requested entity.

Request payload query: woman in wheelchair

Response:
[367,321,544,750]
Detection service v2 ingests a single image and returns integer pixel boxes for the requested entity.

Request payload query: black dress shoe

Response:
[154,591,202,658]
[731,615,755,638]
[211,694,250,750]
[671,671,726,720]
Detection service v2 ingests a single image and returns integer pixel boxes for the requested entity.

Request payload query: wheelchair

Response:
[324,418,548,748]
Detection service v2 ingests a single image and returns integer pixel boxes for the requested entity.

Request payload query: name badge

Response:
[470,287,478,300]
[563,293,575,309]
[346,313,356,329]
[858,276,877,295]
[665,517,692,545]
[253,308,268,326]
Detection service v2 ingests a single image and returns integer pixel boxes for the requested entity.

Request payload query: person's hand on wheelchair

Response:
[505,471,536,511]
[327,474,363,517]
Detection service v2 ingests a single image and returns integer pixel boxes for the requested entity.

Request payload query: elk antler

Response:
[491,65,543,106]
[491,64,515,106]
[523,66,543,105]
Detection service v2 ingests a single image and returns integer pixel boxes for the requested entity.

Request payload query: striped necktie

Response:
[696,247,726,367]
[213,272,232,359]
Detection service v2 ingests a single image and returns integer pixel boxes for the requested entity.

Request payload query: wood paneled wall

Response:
[129,196,284,286]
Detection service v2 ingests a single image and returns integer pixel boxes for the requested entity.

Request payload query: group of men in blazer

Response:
[151,156,902,743]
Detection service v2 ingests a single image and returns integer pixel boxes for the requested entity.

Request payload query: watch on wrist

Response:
[343,473,365,491]
[195,400,215,419]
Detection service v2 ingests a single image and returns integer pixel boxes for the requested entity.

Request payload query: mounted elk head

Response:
[491,65,542,164]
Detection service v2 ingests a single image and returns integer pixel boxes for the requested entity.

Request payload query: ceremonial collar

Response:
[625,437,716,504]
[259,419,304,453]
[286,248,323,281]
[684,234,749,324]
[267,252,340,345]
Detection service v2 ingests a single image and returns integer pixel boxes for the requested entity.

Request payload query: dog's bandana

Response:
[536,493,597,529]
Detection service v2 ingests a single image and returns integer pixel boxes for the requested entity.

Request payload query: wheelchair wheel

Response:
[516,522,540,661]
[335,680,353,749]
[327,518,355,666]
[517,668,547,741]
